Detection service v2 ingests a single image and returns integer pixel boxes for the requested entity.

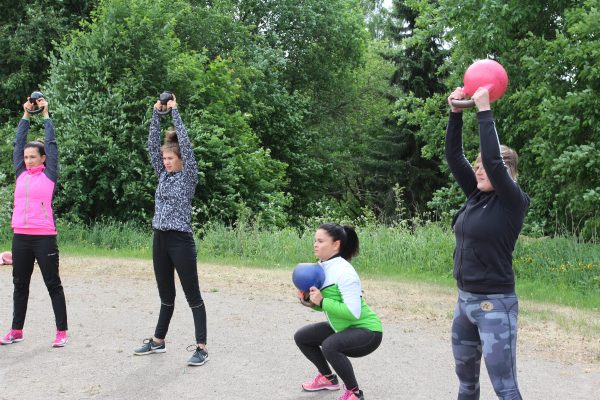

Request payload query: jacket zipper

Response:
[24,175,30,226]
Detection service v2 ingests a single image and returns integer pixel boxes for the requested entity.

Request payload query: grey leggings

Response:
[452,289,522,400]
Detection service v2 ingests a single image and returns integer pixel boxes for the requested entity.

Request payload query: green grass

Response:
[2,221,598,310]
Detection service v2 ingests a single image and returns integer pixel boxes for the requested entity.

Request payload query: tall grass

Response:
[57,220,151,258]
[1,220,597,309]
[197,222,600,309]
[196,223,457,279]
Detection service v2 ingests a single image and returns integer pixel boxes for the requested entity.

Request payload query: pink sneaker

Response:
[52,330,69,347]
[338,386,364,400]
[302,372,340,391]
[0,329,24,345]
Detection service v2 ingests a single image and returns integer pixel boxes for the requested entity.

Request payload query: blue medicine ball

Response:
[292,263,325,292]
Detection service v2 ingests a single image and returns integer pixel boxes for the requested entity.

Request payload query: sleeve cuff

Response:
[449,111,463,121]
[476,109,494,122]
[320,298,327,310]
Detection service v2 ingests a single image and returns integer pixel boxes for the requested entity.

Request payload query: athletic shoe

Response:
[187,345,209,366]
[133,338,166,355]
[302,372,340,391]
[52,330,69,347]
[0,329,24,345]
[337,386,364,400]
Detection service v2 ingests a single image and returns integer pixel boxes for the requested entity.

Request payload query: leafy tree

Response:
[385,0,599,238]
[43,0,289,226]
[359,0,448,220]
[0,0,98,123]
[229,0,371,219]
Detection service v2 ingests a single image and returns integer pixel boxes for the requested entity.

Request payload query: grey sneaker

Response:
[187,345,209,366]
[133,338,166,355]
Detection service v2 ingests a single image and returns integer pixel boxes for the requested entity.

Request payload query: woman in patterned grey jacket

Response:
[133,95,208,367]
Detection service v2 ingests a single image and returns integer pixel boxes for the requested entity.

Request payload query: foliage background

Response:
[0,0,597,241]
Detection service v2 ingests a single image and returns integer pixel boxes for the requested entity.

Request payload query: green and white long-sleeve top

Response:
[312,256,382,333]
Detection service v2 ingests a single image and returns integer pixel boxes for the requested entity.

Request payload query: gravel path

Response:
[1,256,598,399]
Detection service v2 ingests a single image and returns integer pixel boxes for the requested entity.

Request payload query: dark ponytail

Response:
[318,223,359,261]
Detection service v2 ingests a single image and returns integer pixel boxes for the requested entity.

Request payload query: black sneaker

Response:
[133,338,166,355]
[187,345,209,366]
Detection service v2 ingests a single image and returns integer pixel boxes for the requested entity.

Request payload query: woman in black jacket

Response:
[446,87,529,400]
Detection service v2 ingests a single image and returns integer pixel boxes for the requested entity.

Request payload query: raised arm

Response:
[42,118,59,182]
[472,88,528,209]
[13,119,30,177]
[39,98,58,182]
[477,111,527,208]
[171,109,198,185]
[445,88,477,197]
[13,99,36,176]
[148,108,163,176]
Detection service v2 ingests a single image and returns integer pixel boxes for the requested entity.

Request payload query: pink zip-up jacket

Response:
[11,118,59,235]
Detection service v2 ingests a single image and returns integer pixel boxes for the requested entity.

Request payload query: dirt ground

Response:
[0,256,599,400]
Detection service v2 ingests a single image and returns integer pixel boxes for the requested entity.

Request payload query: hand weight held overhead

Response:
[157,91,174,116]
[26,91,45,114]
[451,60,508,109]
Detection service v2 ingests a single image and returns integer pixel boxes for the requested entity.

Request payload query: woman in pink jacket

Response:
[0,96,68,347]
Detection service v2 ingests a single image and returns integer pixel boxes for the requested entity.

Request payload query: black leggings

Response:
[294,322,382,390]
[11,234,68,331]
[152,230,207,344]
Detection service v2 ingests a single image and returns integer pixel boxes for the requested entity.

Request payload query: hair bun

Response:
[164,129,178,143]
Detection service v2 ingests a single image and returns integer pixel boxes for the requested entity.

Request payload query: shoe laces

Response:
[2,330,17,340]
[338,387,360,400]
[186,344,206,354]
[304,372,326,387]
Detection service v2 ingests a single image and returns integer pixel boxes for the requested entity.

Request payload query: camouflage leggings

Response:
[452,289,522,400]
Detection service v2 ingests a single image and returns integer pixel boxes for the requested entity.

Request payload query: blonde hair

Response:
[160,128,180,158]
[476,145,519,181]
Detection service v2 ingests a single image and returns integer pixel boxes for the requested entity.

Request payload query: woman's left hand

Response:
[167,93,177,110]
[37,98,49,118]
[472,87,491,112]
[308,286,323,306]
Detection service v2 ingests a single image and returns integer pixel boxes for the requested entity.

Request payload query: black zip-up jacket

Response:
[148,109,198,233]
[445,110,530,294]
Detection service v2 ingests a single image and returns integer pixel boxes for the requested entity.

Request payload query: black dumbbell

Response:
[157,91,174,116]
[26,91,45,114]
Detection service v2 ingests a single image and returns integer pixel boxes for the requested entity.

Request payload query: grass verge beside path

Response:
[2,221,598,310]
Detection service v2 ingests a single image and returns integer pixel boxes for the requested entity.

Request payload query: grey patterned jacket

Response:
[148,109,198,233]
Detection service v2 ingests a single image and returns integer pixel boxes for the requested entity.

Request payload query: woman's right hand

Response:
[154,94,176,111]
[296,290,315,307]
[166,94,177,110]
[37,98,49,118]
[448,87,466,113]
[22,99,32,118]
